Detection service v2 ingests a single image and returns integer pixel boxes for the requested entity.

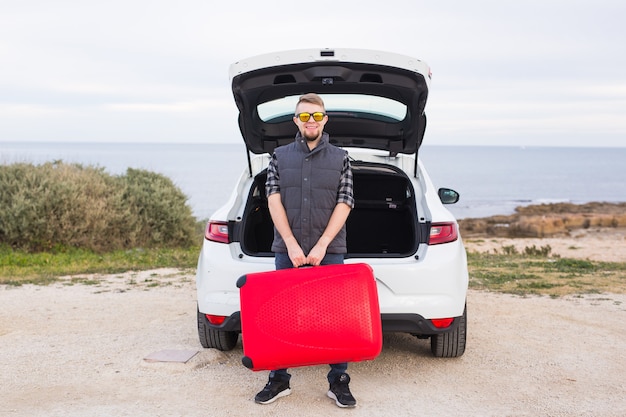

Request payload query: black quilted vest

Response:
[271,132,348,255]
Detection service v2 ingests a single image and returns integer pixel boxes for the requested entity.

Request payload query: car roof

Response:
[230,48,431,155]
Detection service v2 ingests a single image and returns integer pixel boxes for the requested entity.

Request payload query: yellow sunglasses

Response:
[296,112,326,122]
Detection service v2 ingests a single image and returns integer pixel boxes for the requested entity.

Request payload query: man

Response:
[257,93,356,407]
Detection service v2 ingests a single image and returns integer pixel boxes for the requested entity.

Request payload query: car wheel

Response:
[197,307,239,351]
[430,304,467,358]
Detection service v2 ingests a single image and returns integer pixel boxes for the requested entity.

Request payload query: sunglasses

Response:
[296,112,326,122]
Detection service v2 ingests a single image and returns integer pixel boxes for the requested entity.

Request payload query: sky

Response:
[1,0,625,147]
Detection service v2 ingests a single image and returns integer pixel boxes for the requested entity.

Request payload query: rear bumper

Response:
[196,239,468,331]
[202,311,242,332]
[199,311,461,336]
[380,313,461,335]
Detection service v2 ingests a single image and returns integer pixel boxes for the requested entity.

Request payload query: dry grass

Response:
[467,250,626,297]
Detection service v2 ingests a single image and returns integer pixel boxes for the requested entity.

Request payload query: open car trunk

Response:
[236,162,424,258]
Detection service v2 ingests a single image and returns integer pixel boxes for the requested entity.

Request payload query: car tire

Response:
[197,307,239,351]
[430,304,467,358]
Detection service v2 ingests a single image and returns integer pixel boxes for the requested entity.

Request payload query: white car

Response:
[196,48,468,357]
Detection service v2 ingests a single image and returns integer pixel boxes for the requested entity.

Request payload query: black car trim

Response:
[203,311,461,336]
[232,61,428,155]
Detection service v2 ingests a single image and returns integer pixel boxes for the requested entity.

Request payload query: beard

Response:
[303,129,322,142]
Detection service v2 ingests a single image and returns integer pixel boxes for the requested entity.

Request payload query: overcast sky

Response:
[1,0,625,147]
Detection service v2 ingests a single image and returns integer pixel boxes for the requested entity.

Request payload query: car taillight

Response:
[205,314,227,325]
[205,221,230,244]
[429,222,458,245]
[431,318,454,329]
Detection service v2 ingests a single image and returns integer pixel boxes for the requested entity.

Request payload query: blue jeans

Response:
[272,252,348,383]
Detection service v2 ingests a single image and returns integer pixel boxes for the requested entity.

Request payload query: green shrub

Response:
[523,244,552,257]
[120,168,198,248]
[544,258,597,273]
[0,162,198,252]
[501,245,519,255]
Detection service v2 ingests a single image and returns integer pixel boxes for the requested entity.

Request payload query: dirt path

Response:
[2,268,625,417]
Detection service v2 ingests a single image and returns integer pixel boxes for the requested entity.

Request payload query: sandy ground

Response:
[463,227,626,263]
[2,231,626,417]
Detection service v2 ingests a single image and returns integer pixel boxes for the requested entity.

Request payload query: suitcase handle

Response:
[238,265,316,289]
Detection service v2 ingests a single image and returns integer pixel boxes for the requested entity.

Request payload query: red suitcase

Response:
[236,263,382,371]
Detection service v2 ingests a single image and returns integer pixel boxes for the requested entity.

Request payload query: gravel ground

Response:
[3,278,625,416]
[2,232,626,417]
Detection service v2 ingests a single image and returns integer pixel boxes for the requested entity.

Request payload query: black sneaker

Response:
[327,373,356,408]
[254,375,292,404]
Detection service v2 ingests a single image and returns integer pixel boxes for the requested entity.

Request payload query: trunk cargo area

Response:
[238,162,421,257]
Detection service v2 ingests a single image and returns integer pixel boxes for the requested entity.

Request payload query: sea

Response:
[1,142,625,221]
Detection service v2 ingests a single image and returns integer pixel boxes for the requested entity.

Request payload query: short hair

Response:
[296,93,325,111]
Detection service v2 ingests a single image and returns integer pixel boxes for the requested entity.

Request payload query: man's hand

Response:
[268,193,308,266]
[306,203,352,266]
[285,237,307,267]
[306,246,326,266]
[306,237,331,266]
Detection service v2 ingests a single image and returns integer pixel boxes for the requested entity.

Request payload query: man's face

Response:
[293,102,328,142]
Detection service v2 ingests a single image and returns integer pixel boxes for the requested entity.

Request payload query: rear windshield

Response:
[258,94,407,123]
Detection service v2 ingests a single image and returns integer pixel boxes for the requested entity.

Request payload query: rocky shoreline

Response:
[458,202,626,238]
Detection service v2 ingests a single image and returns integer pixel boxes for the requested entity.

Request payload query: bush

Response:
[0,162,198,252]
[523,244,552,257]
